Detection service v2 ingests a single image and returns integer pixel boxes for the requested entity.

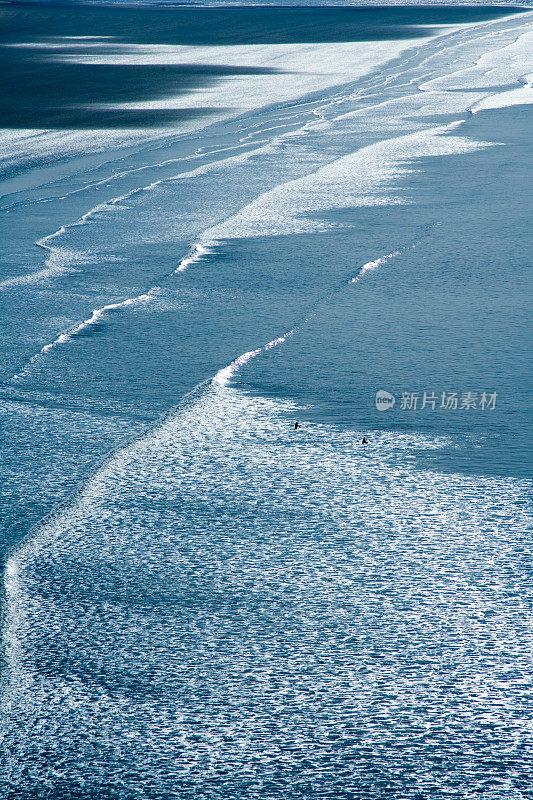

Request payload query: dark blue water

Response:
[0,4,532,799]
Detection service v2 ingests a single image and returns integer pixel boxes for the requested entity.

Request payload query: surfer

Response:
[294,422,299,430]
[362,436,368,445]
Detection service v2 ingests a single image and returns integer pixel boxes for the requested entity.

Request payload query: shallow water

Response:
[0,4,532,798]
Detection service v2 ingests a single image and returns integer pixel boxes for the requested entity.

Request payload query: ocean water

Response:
[0,4,532,799]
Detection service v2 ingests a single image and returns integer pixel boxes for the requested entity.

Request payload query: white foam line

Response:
[349,249,403,284]
[12,289,159,382]
[35,157,194,260]
[27,178,164,284]
[176,242,216,272]
[44,290,158,353]
[213,329,296,388]
[36,224,66,251]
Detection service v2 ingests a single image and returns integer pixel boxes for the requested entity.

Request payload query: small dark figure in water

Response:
[162,67,165,72]
[362,436,368,445]
[294,422,299,430]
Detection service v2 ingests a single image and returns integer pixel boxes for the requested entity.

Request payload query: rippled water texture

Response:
[0,4,532,799]
[3,382,532,798]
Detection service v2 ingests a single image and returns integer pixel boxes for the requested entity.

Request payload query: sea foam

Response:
[2,370,530,799]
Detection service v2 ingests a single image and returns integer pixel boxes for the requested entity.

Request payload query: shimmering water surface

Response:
[0,4,531,799]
